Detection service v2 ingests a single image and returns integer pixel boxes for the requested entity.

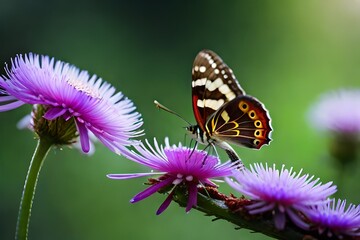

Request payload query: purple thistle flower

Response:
[308,89,360,134]
[226,163,337,230]
[108,137,238,215]
[305,199,360,238]
[0,53,143,154]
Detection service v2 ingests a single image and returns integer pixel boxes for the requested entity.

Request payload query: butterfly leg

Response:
[183,133,187,146]
[200,142,218,165]
[210,144,221,164]
[188,140,199,161]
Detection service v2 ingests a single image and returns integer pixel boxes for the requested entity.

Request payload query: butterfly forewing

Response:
[192,50,245,131]
[206,95,272,149]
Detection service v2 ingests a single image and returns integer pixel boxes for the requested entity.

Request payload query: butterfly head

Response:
[186,124,209,145]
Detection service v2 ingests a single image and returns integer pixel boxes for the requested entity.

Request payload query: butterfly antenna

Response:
[154,100,192,125]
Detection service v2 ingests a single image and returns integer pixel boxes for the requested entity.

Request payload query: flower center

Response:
[66,77,101,99]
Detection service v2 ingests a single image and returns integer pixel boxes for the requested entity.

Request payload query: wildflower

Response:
[305,199,360,238]
[308,89,360,134]
[0,53,142,154]
[308,89,360,166]
[108,138,238,214]
[226,163,337,230]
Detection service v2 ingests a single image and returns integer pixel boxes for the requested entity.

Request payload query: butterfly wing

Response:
[192,50,244,131]
[206,95,272,149]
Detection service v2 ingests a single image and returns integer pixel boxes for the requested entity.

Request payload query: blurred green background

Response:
[1,1,360,239]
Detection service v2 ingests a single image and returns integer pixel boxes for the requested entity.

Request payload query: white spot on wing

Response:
[214,69,220,74]
[211,63,217,68]
[205,99,225,110]
[192,78,207,87]
[197,99,225,110]
[226,92,236,100]
[194,66,199,72]
[205,78,223,92]
[199,66,206,73]
[218,84,231,95]
[197,99,204,108]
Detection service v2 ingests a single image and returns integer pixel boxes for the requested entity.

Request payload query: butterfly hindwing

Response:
[206,95,272,149]
[192,50,245,131]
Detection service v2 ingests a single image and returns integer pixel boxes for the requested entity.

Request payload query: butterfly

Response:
[186,50,272,161]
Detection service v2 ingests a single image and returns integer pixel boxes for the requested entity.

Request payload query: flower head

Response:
[308,89,360,167]
[226,163,337,230]
[308,89,360,134]
[0,53,143,154]
[305,199,360,238]
[108,138,238,214]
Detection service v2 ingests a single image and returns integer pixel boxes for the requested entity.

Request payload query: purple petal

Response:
[286,208,309,230]
[43,107,67,120]
[274,208,286,230]
[156,191,174,215]
[0,96,16,102]
[76,120,90,153]
[131,177,174,203]
[248,202,276,214]
[0,101,25,112]
[186,183,198,212]
[107,172,162,180]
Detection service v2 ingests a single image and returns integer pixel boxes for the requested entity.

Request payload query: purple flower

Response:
[308,89,360,134]
[0,53,143,154]
[305,199,360,238]
[226,163,337,230]
[108,138,238,215]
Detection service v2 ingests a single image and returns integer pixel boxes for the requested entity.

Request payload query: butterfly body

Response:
[190,50,272,160]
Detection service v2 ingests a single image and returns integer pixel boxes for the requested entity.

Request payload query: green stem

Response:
[15,137,53,240]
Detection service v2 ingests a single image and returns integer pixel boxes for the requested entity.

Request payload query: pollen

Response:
[66,77,101,99]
